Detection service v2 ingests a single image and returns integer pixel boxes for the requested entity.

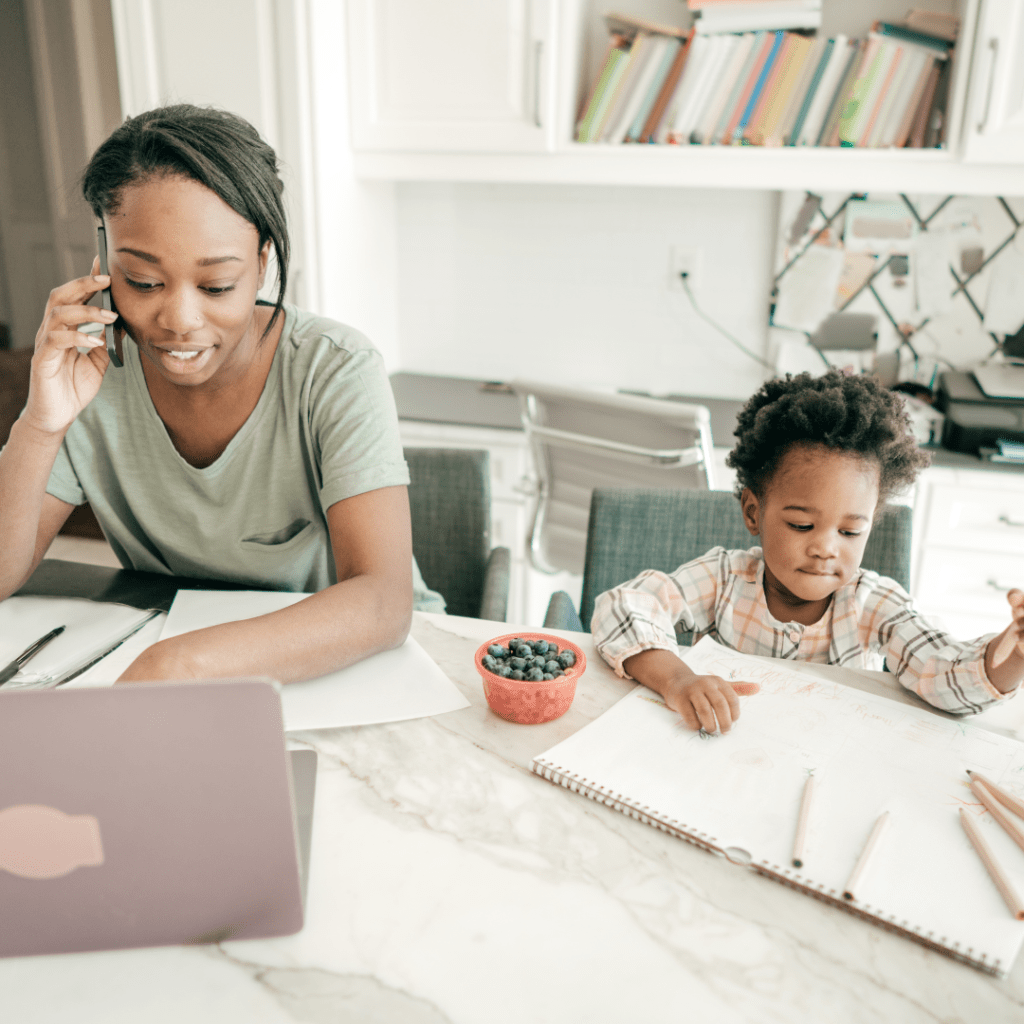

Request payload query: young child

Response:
[592,370,1024,733]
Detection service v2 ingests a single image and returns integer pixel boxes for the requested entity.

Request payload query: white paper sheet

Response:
[773,244,845,333]
[0,597,157,687]
[157,590,469,731]
[536,638,1024,972]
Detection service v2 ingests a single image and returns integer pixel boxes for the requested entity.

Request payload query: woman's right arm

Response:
[0,268,117,598]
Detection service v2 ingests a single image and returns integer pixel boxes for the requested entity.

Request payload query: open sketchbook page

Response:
[0,597,156,687]
[157,590,469,731]
[535,637,1024,973]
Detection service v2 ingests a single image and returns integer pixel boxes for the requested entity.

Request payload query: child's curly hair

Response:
[726,371,930,505]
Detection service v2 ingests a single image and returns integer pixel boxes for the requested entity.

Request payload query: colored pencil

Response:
[959,807,1024,921]
[971,779,1024,856]
[791,774,815,868]
[967,771,1024,821]
[843,811,889,900]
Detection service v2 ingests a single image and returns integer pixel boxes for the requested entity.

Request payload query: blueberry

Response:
[514,644,532,659]
[488,644,509,659]
[510,670,525,680]
[531,656,547,669]
[546,642,559,655]
[543,673,554,680]
[529,640,546,654]
[496,664,512,678]
[527,668,544,681]
[482,655,497,670]
[509,657,527,670]
[557,650,576,668]
[544,660,560,674]
[551,667,564,676]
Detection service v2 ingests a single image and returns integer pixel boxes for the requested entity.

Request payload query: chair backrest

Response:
[405,447,491,619]
[511,380,715,575]
[578,488,914,630]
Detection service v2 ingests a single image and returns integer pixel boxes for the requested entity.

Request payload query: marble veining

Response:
[3,612,1024,1023]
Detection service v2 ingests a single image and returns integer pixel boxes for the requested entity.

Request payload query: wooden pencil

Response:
[843,811,889,900]
[791,774,815,868]
[967,771,1024,821]
[970,779,1024,856]
[959,807,1024,921]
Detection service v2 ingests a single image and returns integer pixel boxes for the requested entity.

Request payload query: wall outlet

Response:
[669,247,701,291]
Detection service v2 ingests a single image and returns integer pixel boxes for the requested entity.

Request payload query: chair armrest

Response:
[543,591,584,632]
[480,546,511,622]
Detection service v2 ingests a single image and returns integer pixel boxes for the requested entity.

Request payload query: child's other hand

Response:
[1009,589,1024,653]
[663,673,760,734]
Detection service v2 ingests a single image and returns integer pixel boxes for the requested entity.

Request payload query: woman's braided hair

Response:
[726,370,931,507]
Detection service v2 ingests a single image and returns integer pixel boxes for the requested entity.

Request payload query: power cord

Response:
[679,273,775,370]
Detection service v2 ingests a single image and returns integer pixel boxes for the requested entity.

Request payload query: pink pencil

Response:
[959,807,1024,921]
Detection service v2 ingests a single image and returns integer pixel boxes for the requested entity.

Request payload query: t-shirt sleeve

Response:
[310,342,410,511]
[45,438,87,506]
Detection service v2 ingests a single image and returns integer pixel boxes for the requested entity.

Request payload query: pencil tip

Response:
[792,859,802,868]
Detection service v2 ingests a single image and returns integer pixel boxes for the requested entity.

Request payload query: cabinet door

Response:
[347,0,552,152]
[962,0,1024,162]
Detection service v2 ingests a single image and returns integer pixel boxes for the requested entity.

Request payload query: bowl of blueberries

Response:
[475,632,587,725]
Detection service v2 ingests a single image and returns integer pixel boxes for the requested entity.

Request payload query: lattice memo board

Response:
[769,191,1024,385]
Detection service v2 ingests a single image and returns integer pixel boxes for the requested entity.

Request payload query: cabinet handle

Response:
[533,40,543,127]
[999,514,1024,528]
[977,38,998,133]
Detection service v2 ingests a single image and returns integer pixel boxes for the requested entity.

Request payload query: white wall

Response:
[394,182,779,398]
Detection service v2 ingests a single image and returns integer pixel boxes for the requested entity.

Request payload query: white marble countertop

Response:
[4,612,1024,1024]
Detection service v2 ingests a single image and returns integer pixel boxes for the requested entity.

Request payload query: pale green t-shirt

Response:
[46,303,444,610]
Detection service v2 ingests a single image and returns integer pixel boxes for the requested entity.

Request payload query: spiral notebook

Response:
[532,638,1024,977]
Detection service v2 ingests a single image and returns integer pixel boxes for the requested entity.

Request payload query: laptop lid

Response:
[0,679,310,958]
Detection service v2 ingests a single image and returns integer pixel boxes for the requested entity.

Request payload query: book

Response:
[891,51,936,148]
[857,42,905,147]
[532,637,1024,977]
[742,32,795,144]
[623,36,682,142]
[755,33,815,146]
[0,596,158,688]
[904,8,959,42]
[874,46,927,148]
[908,61,942,148]
[771,35,826,145]
[787,36,834,145]
[597,33,661,142]
[576,41,630,142]
[793,36,848,145]
[690,33,754,144]
[836,34,888,146]
[637,29,695,142]
[694,1,822,34]
[664,33,729,143]
[718,31,774,144]
[728,31,785,143]
[818,39,864,145]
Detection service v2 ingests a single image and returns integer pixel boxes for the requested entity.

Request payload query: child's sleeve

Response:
[591,548,725,678]
[861,578,1010,714]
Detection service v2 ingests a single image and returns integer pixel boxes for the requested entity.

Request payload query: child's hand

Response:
[662,672,760,734]
[1009,589,1024,654]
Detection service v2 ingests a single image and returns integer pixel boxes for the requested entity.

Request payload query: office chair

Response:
[544,488,914,636]
[511,381,715,576]
[405,448,511,621]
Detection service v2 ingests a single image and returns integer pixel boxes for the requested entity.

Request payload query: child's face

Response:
[741,444,880,618]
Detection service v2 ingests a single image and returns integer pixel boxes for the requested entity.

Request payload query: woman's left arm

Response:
[117,485,413,683]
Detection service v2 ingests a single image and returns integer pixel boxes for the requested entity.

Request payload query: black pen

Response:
[0,626,66,686]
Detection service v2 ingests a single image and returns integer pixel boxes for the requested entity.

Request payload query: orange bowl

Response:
[475,632,587,725]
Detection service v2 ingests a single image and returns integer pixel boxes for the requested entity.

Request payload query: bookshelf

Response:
[347,0,1024,195]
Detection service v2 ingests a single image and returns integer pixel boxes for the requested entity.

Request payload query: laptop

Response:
[0,679,315,958]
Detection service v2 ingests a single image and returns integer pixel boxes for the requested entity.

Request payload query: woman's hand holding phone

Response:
[24,259,119,438]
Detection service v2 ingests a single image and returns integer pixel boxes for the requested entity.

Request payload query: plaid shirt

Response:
[592,546,1012,716]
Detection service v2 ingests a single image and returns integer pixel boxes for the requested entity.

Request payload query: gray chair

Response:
[405,448,511,621]
[544,488,913,636]
[511,381,715,576]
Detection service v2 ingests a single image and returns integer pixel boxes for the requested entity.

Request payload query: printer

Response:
[935,370,1024,454]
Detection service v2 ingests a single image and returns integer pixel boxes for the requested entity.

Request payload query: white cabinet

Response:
[346,0,554,152]
[346,0,1024,193]
[961,0,1024,163]
[910,465,1024,639]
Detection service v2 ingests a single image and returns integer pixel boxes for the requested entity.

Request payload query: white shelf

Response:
[354,144,1024,194]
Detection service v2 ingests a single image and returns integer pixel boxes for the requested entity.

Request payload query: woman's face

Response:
[105,174,270,388]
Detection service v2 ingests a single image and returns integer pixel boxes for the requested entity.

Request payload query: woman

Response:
[0,104,440,682]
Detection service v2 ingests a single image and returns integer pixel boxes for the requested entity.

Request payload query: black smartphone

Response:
[96,224,122,367]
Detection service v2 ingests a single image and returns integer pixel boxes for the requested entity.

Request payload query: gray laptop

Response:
[0,679,315,958]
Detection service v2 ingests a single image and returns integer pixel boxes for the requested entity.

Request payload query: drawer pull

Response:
[998,515,1024,528]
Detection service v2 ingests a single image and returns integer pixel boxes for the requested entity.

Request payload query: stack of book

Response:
[576,10,955,148]
[689,0,822,35]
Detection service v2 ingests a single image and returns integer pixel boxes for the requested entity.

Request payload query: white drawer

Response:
[922,483,1024,555]
[915,547,1024,624]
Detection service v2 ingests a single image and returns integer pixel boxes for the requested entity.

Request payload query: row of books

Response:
[576,13,954,149]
